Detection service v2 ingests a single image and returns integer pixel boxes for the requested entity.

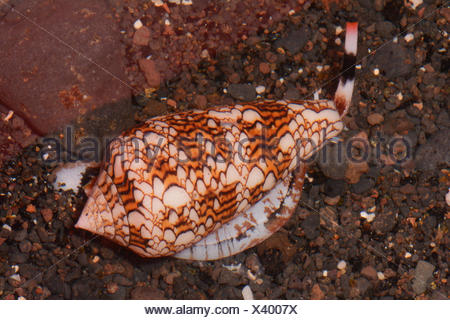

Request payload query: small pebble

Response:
[40,208,53,223]
[255,85,266,94]
[152,0,164,6]
[404,33,414,42]
[323,270,328,277]
[361,266,378,280]
[407,0,423,10]
[396,92,403,101]
[200,49,210,59]
[26,204,36,213]
[335,26,343,35]
[242,285,254,300]
[92,255,100,263]
[3,110,14,121]
[377,272,385,280]
[247,269,257,281]
[2,224,11,232]
[412,260,435,295]
[367,113,384,125]
[311,284,325,300]
[133,26,151,46]
[337,260,347,270]
[259,62,270,74]
[360,211,376,222]
[445,188,450,206]
[9,274,20,282]
[405,252,412,259]
[133,19,143,30]
[373,68,380,76]
[222,263,241,272]
[413,102,423,110]
[106,282,119,294]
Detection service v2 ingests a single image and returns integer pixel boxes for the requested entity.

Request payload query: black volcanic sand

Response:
[0,0,448,299]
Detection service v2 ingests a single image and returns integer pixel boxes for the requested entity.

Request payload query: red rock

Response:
[0,0,132,148]
[40,208,53,223]
[139,59,161,88]
[0,109,38,166]
[133,26,151,46]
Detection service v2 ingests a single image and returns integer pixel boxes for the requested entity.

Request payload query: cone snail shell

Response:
[75,22,358,260]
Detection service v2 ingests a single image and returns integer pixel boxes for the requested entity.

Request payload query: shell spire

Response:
[75,22,358,260]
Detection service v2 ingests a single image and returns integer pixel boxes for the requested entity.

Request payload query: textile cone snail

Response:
[76,22,358,260]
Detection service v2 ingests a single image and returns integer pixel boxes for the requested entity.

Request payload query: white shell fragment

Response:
[133,19,143,30]
[52,161,94,192]
[255,85,266,94]
[377,272,385,280]
[406,0,423,10]
[3,110,14,121]
[404,33,414,43]
[151,0,164,7]
[360,211,376,222]
[337,260,347,270]
[242,285,254,300]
